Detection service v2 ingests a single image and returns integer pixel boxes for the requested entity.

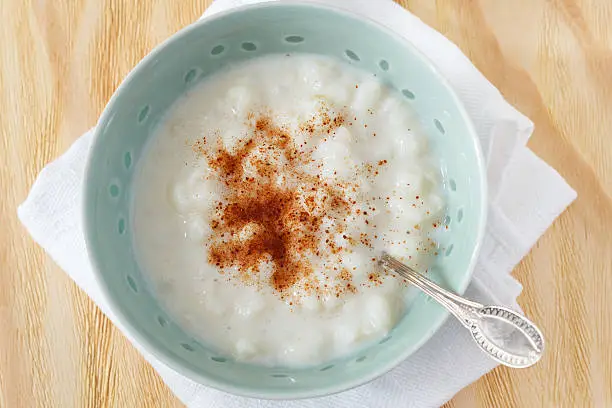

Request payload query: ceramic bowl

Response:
[84,2,486,399]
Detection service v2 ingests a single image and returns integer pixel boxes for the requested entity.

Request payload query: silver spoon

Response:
[380,253,544,368]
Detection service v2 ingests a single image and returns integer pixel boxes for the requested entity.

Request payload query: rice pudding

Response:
[132,54,444,366]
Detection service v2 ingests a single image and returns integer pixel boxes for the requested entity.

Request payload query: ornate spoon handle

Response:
[380,253,545,368]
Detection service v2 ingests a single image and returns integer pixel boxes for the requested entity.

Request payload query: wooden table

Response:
[1,1,611,406]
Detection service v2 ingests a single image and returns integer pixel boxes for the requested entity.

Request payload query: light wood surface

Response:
[1,0,611,406]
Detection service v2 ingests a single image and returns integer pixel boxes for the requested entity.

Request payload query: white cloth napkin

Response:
[18,0,577,407]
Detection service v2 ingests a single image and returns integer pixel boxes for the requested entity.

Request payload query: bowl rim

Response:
[84,0,487,400]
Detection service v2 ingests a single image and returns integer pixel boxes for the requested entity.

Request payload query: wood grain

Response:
[1,0,610,407]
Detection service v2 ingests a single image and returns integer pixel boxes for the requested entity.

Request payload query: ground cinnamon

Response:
[198,106,356,297]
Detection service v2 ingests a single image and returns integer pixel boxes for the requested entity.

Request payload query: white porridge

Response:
[132,54,444,366]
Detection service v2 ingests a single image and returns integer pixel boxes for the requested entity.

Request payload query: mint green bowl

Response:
[84,2,486,399]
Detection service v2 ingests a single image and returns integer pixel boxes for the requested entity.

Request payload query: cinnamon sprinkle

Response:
[190,101,437,301]
[199,106,355,296]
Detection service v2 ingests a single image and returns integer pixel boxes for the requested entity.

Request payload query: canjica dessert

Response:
[132,54,443,366]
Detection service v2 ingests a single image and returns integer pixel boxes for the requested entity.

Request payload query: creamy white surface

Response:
[132,54,443,366]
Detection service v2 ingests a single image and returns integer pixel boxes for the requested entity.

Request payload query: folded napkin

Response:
[18,0,577,406]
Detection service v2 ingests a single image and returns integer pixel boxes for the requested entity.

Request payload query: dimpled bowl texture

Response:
[84,2,486,399]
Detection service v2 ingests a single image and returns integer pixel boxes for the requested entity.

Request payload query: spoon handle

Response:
[380,253,482,327]
[380,253,545,368]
